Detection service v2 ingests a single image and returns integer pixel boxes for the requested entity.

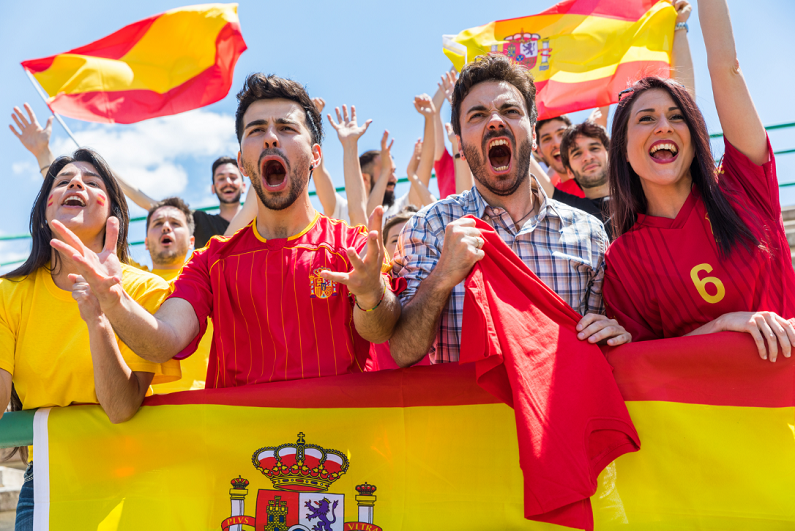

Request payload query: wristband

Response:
[675,22,688,33]
[40,164,50,173]
[354,280,387,312]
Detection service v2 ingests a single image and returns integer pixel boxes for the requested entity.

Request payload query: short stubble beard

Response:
[573,166,608,190]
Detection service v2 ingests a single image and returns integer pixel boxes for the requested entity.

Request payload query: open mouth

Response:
[649,140,679,164]
[488,138,513,173]
[61,195,86,207]
[160,235,174,245]
[262,157,288,189]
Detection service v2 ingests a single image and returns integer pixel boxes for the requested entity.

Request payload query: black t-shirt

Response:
[552,189,613,240]
[193,210,230,249]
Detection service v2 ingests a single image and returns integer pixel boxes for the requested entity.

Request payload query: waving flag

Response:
[443,0,676,120]
[23,333,795,530]
[20,4,246,124]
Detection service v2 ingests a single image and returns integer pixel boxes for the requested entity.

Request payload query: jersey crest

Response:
[309,267,338,299]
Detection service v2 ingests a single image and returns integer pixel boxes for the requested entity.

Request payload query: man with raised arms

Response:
[51,74,400,387]
[389,54,630,366]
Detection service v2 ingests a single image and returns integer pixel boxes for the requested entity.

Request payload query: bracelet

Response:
[454,153,461,159]
[40,164,50,172]
[354,281,387,312]
[675,22,688,33]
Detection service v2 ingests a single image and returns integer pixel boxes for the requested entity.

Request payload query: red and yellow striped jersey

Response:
[169,212,382,388]
[604,137,795,341]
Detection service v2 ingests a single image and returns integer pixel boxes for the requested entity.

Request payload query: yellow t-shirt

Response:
[0,264,181,410]
[150,268,212,393]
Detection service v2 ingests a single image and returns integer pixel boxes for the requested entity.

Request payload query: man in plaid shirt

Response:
[390,55,631,366]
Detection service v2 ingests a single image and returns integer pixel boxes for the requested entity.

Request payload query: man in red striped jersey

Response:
[51,74,401,388]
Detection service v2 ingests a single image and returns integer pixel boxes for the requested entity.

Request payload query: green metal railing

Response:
[2,121,795,268]
[0,410,35,448]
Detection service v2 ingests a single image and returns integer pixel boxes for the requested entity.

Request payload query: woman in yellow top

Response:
[0,148,179,531]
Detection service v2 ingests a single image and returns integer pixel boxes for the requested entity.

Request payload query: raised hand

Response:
[671,0,691,23]
[327,105,372,147]
[437,70,458,105]
[9,103,53,158]
[312,97,326,114]
[49,217,124,308]
[318,206,388,310]
[413,94,436,117]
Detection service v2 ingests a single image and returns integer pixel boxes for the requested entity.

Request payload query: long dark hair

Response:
[608,77,757,257]
[2,148,131,281]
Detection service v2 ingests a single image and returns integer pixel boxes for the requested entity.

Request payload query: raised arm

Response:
[406,140,435,207]
[308,98,338,216]
[224,188,257,236]
[671,0,696,99]
[9,103,158,210]
[445,123,474,193]
[328,105,371,227]
[413,94,437,189]
[432,69,457,161]
[49,218,199,363]
[367,131,394,217]
[698,0,767,164]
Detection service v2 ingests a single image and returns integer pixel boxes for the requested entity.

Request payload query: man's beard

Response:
[242,148,310,211]
[215,187,242,205]
[573,166,608,190]
[462,130,533,197]
[152,247,183,267]
[382,187,395,208]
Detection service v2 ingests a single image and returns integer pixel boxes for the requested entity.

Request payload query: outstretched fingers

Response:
[103,217,120,256]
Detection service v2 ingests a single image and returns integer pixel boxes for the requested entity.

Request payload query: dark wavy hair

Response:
[235,73,323,146]
[2,148,131,281]
[451,54,538,136]
[608,76,757,257]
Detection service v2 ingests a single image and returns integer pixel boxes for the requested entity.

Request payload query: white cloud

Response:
[12,160,40,182]
[50,109,238,199]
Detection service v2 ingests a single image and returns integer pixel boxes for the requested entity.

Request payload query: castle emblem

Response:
[221,433,383,531]
[491,30,552,70]
[309,267,338,299]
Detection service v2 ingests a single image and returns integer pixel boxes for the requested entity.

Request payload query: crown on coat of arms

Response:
[252,433,350,493]
[355,482,376,496]
[230,476,249,490]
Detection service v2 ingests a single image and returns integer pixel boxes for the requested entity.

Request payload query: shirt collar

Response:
[467,173,557,226]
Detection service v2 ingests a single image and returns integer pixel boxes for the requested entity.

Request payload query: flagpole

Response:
[23,68,81,149]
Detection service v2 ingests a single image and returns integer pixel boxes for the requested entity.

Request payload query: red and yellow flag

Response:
[29,333,795,530]
[20,4,247,124]
[443,0,676,120]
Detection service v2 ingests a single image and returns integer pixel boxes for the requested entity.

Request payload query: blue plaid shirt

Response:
[392,179,608,363]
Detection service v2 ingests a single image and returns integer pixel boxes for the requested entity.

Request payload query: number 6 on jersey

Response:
[690,263,726,304]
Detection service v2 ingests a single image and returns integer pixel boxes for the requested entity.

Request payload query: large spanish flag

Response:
[443,0,676,120]
[20,4,246,124]
[26,333,795,530]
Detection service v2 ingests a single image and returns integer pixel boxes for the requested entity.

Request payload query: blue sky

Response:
[1,0,794,270]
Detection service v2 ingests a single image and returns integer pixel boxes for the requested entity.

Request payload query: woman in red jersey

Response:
[603,0,795,362]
